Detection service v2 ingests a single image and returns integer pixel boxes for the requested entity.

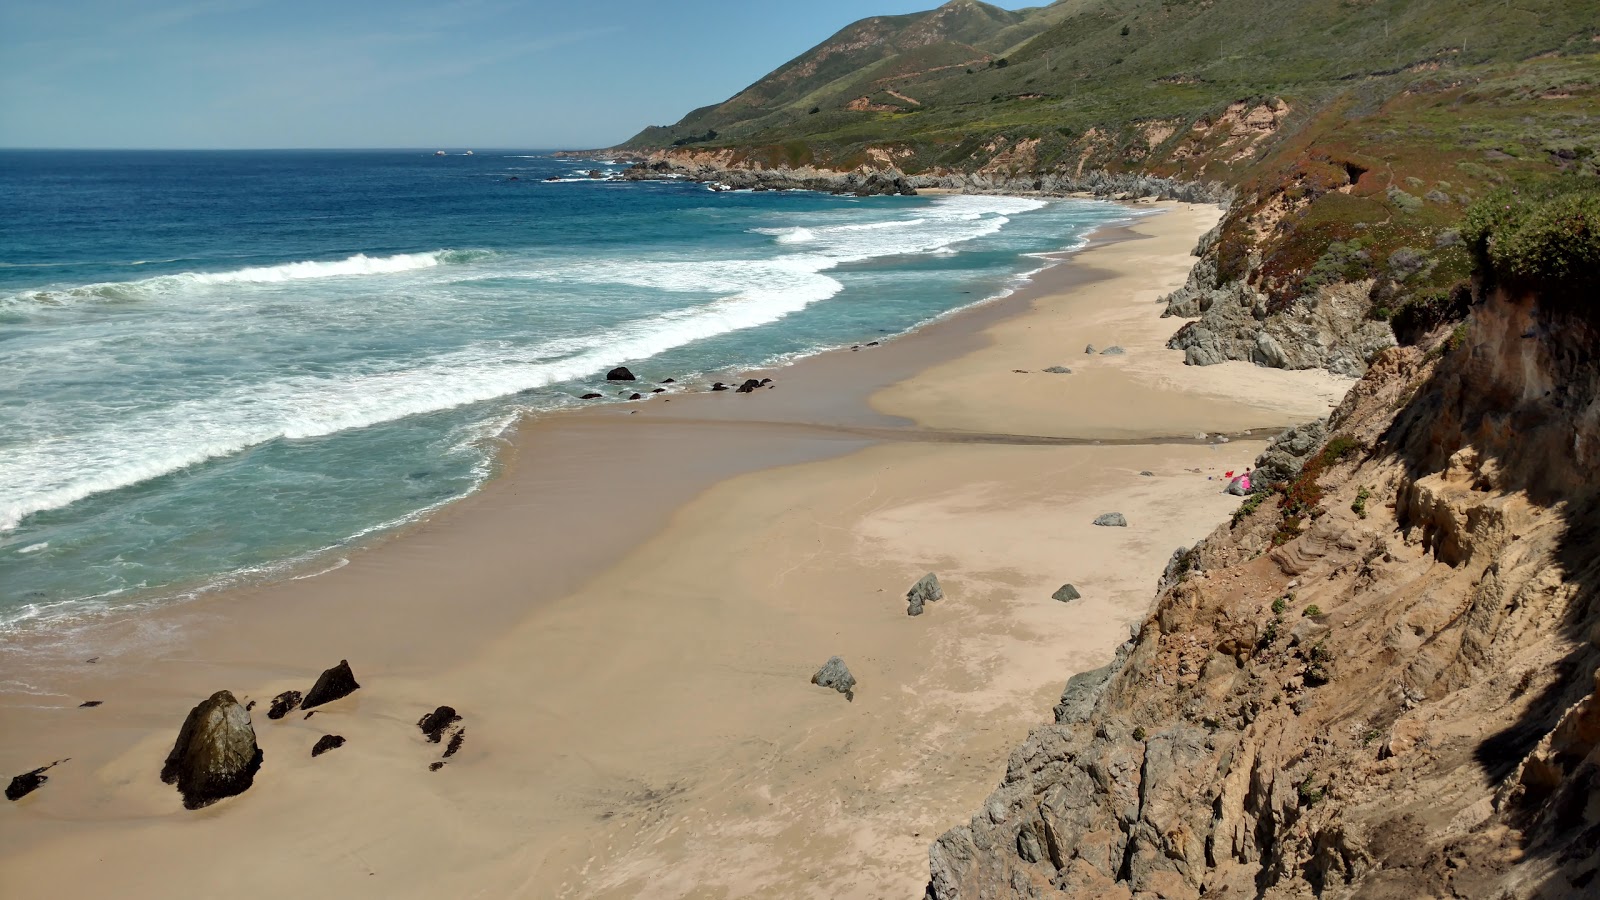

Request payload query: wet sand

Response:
[0,202,1349,898]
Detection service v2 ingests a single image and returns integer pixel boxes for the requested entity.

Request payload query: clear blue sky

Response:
[0,0,976,149]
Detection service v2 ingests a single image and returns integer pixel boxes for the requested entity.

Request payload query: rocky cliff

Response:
[924,262,1600,896]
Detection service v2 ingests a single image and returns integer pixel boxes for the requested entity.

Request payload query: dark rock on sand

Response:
[444,730,465,758]
[267,690,302,720]
[6,761,64,801]
[651,388,666,393]
[1140,470,1155,476]
[605,366,636,381]
[1052,584,1082,603]
[711,382,729,391]
[1093,512,1129,527]
[580,392,603,400]
[418,706,462,743]
[1043,366,1072,374]
[429,761,446,772]
[161,690,262,809]
[303,660,360,709]
[661,378,676,384]
[906,572,944,616]
[311,734,346,757]
[812,656,857,701]
[629,393,642,400]
[1100,345,1126,355]
[79,700,103,708]
[1085,344,1096,354]
[735,378,763,393]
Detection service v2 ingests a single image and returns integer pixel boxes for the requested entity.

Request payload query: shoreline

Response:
[0,197,1133,640]
[0,202,1350,898]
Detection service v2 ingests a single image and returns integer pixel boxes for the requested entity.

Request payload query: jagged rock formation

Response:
[812,656,858,701]
[926,282,1600,898]
[161,691,262,810]
[310,735,345,757]
[266,689,302,720]
[908,572,945,616]
[1161,226,1396,376]
[1252,420,1328,487]
[418,706,462,743]
[1052,585,1082,604]
[302,660,360,709]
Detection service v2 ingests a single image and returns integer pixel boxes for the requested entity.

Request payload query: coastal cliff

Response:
[924,191,1600,898]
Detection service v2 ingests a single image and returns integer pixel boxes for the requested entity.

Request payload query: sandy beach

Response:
[0,202,1349,898]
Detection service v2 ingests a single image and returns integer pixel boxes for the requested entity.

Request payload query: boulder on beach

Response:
[735,378,763,393]
[580,393,603,400]
[418,706,462,743]
[1052,584,1082,603]
[1084,344,1096,354]
[1043,366,1072,374]
[311,734,346,757]
[266,690,302,720]
[1140,470,1155,476]
[811,656,857,701]
[1225,475,1251,495]
[1100,345,1126,355]
[302,660,360,709]
[1093,512,1128,527]
[629,393,642,400]
[906,572,944,616]
[711,382,729,392]
[605,366,636,381]
[161,690,262,809]
[444,730,466,758]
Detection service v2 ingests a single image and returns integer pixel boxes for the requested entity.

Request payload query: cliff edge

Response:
[926,187,1600,899]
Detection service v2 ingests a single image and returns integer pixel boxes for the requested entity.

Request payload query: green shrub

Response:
[1304,604,1322,617]
[1351,486,1371,519]
[1298,776,1324,806]
[1132,726,1147,741]
[1272,597,1288,615]
[1462,183,1600,297]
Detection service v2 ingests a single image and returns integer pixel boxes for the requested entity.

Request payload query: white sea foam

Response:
[17,542,48,554]
[3,250,492,307]
[0,194,1057,532]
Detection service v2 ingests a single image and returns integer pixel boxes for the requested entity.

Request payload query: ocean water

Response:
[0,150,1133,629]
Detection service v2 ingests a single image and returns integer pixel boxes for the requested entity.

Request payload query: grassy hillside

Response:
[624,0,1598,173]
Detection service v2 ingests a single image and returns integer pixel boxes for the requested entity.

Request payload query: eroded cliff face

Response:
[926,286,1600,899]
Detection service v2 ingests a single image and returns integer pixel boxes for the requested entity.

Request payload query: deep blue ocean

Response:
[0,150,1132,629]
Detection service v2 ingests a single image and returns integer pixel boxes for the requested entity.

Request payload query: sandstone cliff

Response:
[925,278,1600,898]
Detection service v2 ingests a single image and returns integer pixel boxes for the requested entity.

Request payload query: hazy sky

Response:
[0,0,969,149]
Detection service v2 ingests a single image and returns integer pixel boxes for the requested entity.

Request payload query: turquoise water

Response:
[0,150,1134,628]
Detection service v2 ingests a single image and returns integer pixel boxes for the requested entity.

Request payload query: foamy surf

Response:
[2,249,494,307]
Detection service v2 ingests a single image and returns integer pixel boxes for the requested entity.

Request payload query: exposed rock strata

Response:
[926,286,1600,898]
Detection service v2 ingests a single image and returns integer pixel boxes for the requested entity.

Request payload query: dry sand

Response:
[0,202,1350,898]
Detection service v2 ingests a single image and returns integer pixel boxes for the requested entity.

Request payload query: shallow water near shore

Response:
[0,150,1134,627]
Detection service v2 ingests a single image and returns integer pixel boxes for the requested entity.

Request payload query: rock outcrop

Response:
[302,660,360,709]
[812,656,857,701]
[1161,225,1396,376]
[266,690,302,720]
[6,761,63,802]
[418,706,462,743]
[907,572,944,616]
[1092,513,1127,527]
[1052,584,1082,603]
[927,283,1600,899]
[161,690,262,809]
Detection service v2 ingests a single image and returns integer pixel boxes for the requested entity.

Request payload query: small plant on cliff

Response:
[1351,486,1371,518]
[1297,776,1325,807]
[1272,597,1289,616]
[1303,604,1322,618]
[1304,641,1333,686]
[1132,726,1147,741]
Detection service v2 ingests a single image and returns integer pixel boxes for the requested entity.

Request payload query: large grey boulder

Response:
[303,659,360,709]
[1052,584,1082,603]
[161,690,262,809]
[906,572,944,616]
[811,656,856,701]
[1093,513,1128,527]
[1099,346,1126,356]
